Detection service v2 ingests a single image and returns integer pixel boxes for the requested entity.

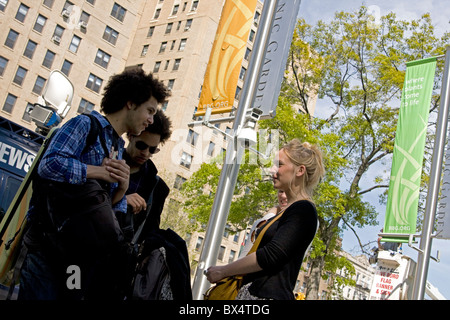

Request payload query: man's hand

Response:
[126,193,147,214]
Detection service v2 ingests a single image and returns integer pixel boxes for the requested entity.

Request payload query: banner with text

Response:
[436,140,450,239]
[253,0,302,119]
[384,57,437,242]
[195,0,257,117]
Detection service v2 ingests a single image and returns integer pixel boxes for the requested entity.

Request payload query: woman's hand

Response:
[204,266,227,284]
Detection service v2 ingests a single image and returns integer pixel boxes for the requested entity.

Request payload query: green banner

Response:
[384,57,437,243]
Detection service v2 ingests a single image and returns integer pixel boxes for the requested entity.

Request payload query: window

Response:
[15,3,29,23]
[33,14,47,33]
[52,25,65,44]
[86,73,103,93]
[103,26,118,45]
[141,45,149,57]
[170,40,176,51]
[77,98,95,114]
[174,175,186,190]
[86,0,95,5]
[153,8,161,19]
[111,3,126,22]
[167,79,175,90]
[171,4,179,15]
[244,47,251,60]
[62,1,73,16]
[249,30,255,42]
[5,29,19,49]
[165,22,173,34]
[153,61,161,73]
[159,42,167,53]
[218,246,226,261]
[176,21,182,31]
[239,66,246,80]
[228,250,236,263]
[186,129,198,146]
[61,59,72,76]
[164,60,170,71]
[147,26,155,37]
[0,56,8,76]
[43,0,54,9]
[191,0,198,11]
[207,142,215,157]
[23,40,37,59]
[235,86,241,100]
[79,11,90,28]
[180,152,192,169]
[13,66,27,86]
[95,49,111,68]
[32,76,46,95]
[253,11,261,25]
[185,19,192,31]
[2,93,17,113]
[179,38,187,51]
[69,35,81,53]
[42,50,55,69]
[195,236,203,251]
[173,58,181,71]
[0,0,8,11]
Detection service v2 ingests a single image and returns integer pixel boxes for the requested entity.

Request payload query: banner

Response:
[436,141,450,239]
[384,57,437,242]
[195,0,257,116]
[253,0,302,119]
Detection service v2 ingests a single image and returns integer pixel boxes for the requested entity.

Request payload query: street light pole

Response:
[412,46,450,300]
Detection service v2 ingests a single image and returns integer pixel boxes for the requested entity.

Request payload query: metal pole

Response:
[412,46,450,300]
[191,0,280,300]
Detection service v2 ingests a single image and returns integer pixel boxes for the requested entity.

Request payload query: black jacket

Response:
[244,200,318,300]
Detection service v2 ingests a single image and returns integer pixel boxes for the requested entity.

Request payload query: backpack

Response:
[31,113,123,261]
[131,245,171,300]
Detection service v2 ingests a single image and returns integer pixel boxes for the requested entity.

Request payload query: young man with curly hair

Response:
[19,68,170,300]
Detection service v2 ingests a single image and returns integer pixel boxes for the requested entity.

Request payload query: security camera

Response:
[237,127,257,148]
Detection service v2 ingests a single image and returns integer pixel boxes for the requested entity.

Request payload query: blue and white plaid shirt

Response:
[38,111,127,213]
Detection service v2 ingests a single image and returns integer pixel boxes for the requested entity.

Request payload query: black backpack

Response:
[31,113,123,261]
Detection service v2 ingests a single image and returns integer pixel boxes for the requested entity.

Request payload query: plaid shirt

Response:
[38,111,127,213]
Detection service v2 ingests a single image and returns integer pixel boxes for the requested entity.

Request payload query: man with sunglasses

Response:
[121,109,173,239]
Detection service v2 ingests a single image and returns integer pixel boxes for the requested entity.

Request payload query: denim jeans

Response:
[18,250,83,300]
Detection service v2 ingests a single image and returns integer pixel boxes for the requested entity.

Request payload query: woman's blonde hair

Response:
[282,139,325,201]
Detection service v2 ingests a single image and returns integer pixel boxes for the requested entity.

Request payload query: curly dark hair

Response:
[100,68,170,114]
[145,109,172,144]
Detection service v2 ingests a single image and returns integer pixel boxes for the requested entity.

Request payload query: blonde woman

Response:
[205,139,325,300]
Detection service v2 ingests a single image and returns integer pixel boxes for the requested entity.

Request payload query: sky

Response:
[297,0,450,299]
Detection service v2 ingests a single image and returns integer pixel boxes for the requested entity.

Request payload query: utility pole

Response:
[412,46,450,299]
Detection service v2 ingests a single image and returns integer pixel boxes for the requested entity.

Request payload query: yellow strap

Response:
[247,208,285,255]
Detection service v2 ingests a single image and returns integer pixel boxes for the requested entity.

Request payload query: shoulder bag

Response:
[203,209,285,300]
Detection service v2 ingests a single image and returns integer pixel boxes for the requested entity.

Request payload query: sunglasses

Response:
[135,140,160,154]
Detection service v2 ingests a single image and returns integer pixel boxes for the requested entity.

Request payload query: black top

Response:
[245,200,318,300]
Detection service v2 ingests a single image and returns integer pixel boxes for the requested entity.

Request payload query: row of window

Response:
[152,0,199,20]
[2,91,95,120]
[194,236,239,263]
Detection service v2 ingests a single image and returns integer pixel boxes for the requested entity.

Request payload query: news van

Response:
[0,70,73,299]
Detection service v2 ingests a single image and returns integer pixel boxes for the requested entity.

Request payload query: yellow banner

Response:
[195,0,257,116]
